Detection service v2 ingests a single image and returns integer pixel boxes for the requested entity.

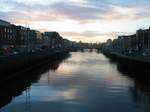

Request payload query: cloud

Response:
[50,1,112,21]
[0,1,66,23]
[102,6,150,22]
[1,0,150,24]
[0,0,150,42]
[85,0,150,7]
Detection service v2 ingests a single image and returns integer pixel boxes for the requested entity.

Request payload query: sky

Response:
[0,0,150,42]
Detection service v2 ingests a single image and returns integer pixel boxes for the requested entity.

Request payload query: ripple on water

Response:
[0,52,149,112]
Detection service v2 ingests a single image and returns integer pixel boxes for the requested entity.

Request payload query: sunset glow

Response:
[1,0,150,42]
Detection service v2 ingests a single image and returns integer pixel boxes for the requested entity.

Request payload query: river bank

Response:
[102,50,150,76]
[0,49,70,79]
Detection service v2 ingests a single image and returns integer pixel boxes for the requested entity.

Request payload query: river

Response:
[0,51,150,112]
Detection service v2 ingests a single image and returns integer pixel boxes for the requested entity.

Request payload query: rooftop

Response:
[0,19,10,26]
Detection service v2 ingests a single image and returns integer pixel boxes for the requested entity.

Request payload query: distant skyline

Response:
[1,0,150,42]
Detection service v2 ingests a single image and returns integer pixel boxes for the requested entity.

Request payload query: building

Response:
[112,39,120,51]
[35,30,43,47]
[136,28,150,50]
[0,19,65,54]
[0,20,16,54]
[101,26,150,55]
[0,19,10,26]
[15,26,29,45]
[43,32,63,49]
[29,30,43,50]
[130,34,138,51]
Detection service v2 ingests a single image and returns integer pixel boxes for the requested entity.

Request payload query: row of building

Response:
[0,19,70,55]
[101,27,150,56]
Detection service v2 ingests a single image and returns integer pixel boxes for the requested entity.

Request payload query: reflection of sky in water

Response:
[1,52,149,112]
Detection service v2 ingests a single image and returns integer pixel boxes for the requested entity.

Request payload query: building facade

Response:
[0,20,15,47]
[43,32,63,49]
[136,28,150,50]
[0,19,66,55]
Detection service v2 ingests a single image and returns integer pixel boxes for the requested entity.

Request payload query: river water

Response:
[0,51,150,112]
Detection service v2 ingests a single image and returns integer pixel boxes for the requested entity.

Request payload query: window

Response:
[4,28,6,32]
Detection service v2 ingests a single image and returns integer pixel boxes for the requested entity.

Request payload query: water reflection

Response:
[0,53,70,110]
[1,51,150,112]
[107,55,150,112]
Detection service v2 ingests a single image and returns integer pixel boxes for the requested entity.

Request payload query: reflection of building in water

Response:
[47,70,51,85]
[25,87,31,112]
[129,80,150,112]
[0,53,69,110]
[49,61,60,71]
[114,58,150,112]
